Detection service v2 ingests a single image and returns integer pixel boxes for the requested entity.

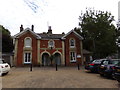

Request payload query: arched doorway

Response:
[42,53,50,66]
[54,53,61,65]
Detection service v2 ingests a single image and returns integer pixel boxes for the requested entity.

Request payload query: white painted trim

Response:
[24,37,32,48]
[48,40,55,49]
[61,30,83,40]
[40,51,51,65]
[53,51,62,65]
[37,40,40,64]
[23,52,32,64]
[69,38,76,48]
[14,28,41,39]
[70,51,77,62]
[40,51,51,57]
[14,39,18,66]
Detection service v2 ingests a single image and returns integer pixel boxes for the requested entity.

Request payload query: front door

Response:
[42,53,50,66]
[54,53,61,65]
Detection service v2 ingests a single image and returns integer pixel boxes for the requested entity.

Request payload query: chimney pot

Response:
[31,25,34,31]
[20,25,23,32]
[47,26,52,34]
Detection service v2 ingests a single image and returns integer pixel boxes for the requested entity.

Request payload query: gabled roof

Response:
[13,28,41,39]
[61,30,83,40]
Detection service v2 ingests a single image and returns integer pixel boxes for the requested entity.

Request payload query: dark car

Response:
[99,59,120,78]
[85,59,106,73]
[112,62,120,82]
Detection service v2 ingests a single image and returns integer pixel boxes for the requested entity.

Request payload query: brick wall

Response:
[16,31,38,66]
[65,32,82,66]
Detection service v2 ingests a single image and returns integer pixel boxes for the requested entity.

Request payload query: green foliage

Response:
[76,8,117,59]
[0,25,14,52]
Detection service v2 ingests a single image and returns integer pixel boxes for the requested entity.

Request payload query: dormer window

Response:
[24,37,32,47]
[70,38,75,48]
[48,40,54,49]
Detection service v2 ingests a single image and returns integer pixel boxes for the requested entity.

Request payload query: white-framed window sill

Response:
[24,62,31,64]
[70,60,77,63]
[70,46,75,48]
[25,46,31,48]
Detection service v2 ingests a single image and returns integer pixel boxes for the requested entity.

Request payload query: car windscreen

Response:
[117,62,120,66]
[111,60,120,65]
[92,60,102,64]
[102,60,111,65]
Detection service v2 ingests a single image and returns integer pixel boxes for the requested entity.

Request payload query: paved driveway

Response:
[2,66,120,88]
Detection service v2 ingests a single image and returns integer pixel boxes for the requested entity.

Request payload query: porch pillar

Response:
[37,39,40,65]
[14,39,18,66]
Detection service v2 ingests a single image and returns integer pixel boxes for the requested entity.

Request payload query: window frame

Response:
[70,51,76,62]
[48,40,55,48]
[24,52,31,64]
[69,38,75,48]
[24,37,32,48]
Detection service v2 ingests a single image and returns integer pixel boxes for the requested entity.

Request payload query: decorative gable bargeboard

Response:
[13,25,83,66]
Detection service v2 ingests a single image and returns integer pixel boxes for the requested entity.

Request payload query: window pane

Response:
[25,53,27,62]
[70,39,75,46]
[70,52,76,61]
[48,41,54,47]
[28,53,31,62]
[70,52,72,60]
[25,38,31,47]
[24,53,31,63]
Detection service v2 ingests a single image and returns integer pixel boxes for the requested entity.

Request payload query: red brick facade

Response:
[14,25,83,66]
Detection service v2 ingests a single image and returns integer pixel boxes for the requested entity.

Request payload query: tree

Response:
[76,8,117,59]
[0,25,14,53]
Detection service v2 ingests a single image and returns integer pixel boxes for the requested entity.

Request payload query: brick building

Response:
[13,25,83,66]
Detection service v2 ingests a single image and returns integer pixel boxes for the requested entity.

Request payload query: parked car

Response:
[85,59,106,73]
[99,59,120,78]
[112,62,120,82]
[0,58,10,76]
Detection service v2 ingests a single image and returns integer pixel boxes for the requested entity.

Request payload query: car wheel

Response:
[117,80,120,82]
[100,73,104,77]
[5,72,9,75]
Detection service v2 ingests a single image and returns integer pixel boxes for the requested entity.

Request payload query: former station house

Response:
[13,25,84,66]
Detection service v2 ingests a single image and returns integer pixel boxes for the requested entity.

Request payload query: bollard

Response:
[30,63,32,71]
[78,64,80,70]
[56,64,58,71]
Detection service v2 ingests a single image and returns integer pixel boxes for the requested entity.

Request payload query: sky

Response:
[0,0,120,36]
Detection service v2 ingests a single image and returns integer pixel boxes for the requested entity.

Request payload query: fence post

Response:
[56,64,58,71]
[30,63,32,71]
[78,64,80,70]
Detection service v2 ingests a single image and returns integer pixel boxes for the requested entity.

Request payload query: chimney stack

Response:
[31,25,34,31]
[20,25,23,32]
[47,26,52,34]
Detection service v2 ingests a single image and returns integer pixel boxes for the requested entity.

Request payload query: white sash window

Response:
[24,37,32,47]
[24,53,31,64]
[70,52,76,62]
[70,39,75,48]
